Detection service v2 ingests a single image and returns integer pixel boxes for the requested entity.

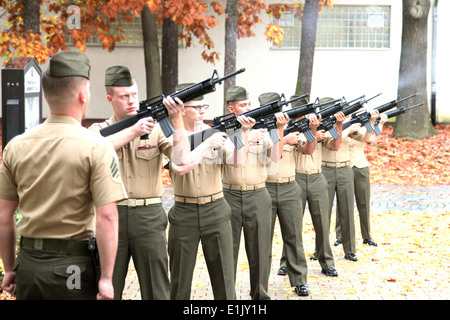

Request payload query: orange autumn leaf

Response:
[264,23,284,45]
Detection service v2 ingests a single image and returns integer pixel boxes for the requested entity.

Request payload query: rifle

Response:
[317,93,381,140]
[252,93,310,143]
[342,92,418,133]
[284,95,366,143]
[99,68,246,138]
[373,102,424,135]
[188,93,303,150]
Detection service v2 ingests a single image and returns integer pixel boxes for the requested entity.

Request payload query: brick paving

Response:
[122,184,450,300]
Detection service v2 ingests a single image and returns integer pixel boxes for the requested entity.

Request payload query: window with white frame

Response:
[65,13,183,47]
[274,5,391,49]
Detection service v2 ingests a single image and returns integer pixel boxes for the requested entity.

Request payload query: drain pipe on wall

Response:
[431,0,438,126]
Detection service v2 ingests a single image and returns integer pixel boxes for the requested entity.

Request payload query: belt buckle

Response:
[198,197,206,205]
[240,185,248,191]
[212,195,216,201]
[144,199,150,206]
[128,199,137,207]
[34,238,44,250]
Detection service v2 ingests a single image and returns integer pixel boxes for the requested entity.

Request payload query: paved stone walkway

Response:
[122,184,449,301]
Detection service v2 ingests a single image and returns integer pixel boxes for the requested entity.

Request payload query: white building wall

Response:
[435,0,450,122]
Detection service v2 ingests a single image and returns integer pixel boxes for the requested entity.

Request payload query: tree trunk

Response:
[161,18,178,95]
[223,0,238,113]
[23,0,40,33]
[395,0,436,139]
[141,6,162,99]
[296,0,320,96]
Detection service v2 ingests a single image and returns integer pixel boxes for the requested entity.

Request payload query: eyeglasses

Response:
[185,104,209,111]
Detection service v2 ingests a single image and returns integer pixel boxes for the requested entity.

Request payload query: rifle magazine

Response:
[304,130,316,143]
[364,122,374,133]
[159,117,175,138]
[329,127,341,139]
[374,125,382,135]
[228,131,245,150]
[268,129,281,144]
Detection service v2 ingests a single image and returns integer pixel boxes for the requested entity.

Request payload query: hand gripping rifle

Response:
[373,102,424,135]
[342,92,418,133]
[252,93,310,143]
[188,93,304,150]
[284,95,364,143]
[99,68,246,139]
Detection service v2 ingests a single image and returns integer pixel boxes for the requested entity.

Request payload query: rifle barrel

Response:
[213,68,246,84]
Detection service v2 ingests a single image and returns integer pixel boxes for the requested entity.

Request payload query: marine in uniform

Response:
[278,98,340,279]
[335,110,385,248]
[321,106,379,261]
[89,66,189,300]
[0,51,127,300]
[265,93,312,296]
[222,88,289,300]
[321,112,358,261]
[167,84,255,300]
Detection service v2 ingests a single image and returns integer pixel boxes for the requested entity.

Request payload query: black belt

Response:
[20,237,91,255]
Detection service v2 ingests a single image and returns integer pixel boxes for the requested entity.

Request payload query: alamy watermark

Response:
[66,265,81,289]
[67,5,81,30]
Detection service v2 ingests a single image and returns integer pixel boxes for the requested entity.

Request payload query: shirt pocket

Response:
[203,149,221,165]
[248,143,268,165]
[136,145,160,161]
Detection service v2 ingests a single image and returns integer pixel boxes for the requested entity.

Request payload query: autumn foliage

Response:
[365,124,449,185]
[0,0,333,65]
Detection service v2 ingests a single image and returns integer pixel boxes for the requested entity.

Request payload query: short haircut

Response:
[42,72,87,108]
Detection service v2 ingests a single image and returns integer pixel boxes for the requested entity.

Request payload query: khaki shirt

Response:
[0,115,127,241]
[172,124,230,198]
[267,143,296,179]
[294,137,334,173]
[222,135,272,186]
[322,131,353,163]
[349,131,369,168]
[90,116,172,198]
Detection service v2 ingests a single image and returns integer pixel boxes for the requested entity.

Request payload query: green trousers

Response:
[322,165,356,254]
[295,172,335,270]
[224,187,272,300]
[336,166,372,240]
[15,248,97,300]
[113,203,170,300]
[168,198,236,300]
[266,181,307,286]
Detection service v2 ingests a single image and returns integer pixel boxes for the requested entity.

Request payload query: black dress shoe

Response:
[310,252,318,260]
[363,238,378,246]
[294,285,309,296]
[277,266,287,276]
[344,253,358,261]
[321,268,338,277]
[334,238,342,246]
